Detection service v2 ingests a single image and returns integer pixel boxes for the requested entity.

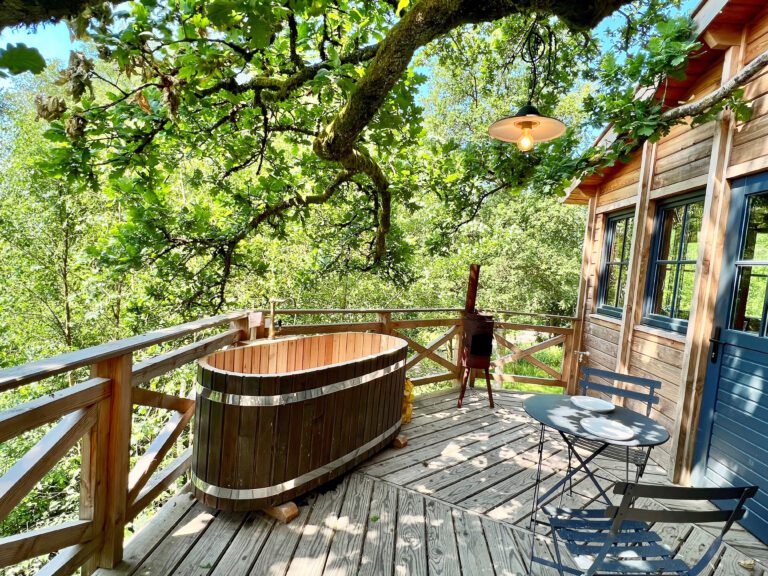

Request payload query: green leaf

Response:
[206,0,239,27]
[0,43,46,75]
[249,20,273,49]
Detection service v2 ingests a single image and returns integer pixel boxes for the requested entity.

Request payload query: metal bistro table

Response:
[523,394,670,518]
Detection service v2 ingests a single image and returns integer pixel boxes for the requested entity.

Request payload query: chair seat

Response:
[532,482,756,576]
[545,507,687,576]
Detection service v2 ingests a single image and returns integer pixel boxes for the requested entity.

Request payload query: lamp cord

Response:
[521,19,555,105]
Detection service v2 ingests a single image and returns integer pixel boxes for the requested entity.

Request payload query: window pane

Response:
[675,263,697,320]
[617,263,628,308]
[651,263,677,318]
[611,219,627,262]
[621,218,635,261]
[741,194,768,261]
[682,201,704,261]
[730,266,768,334]
[658,205,685,261]
[605,264,620,307]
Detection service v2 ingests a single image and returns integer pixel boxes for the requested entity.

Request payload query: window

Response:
[598,211,635,318]
[730,192,768,336]
[643,193,704,333]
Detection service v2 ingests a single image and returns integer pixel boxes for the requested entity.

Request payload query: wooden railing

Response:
[0,307,575,575]
[267,308,577,391]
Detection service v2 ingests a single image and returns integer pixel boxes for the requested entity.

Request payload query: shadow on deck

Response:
[95,388,768,576]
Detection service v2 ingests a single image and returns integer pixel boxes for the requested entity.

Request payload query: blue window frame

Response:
[597,210,635,318]
[643,192,705,333]
[728,191,768,336]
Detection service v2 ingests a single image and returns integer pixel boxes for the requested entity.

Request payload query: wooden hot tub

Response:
[191,332,408,511]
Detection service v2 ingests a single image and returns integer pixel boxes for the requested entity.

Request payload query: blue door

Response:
[694,172,768,543]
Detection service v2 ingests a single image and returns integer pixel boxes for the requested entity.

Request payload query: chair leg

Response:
[484,368,494,408]
[458,367,471,408]
[551,528,566,576]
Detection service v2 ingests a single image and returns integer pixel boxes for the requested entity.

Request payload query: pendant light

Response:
[488,21,566,152]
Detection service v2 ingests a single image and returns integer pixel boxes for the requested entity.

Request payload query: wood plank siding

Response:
[728,4,768,176]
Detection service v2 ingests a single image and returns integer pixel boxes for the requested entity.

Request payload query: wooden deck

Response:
[95,388,768,576]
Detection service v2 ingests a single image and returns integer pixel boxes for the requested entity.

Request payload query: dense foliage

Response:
[14,0,731,314]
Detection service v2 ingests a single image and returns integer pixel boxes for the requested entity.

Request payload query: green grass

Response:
[410,337,567,397]
[499,345,565,395]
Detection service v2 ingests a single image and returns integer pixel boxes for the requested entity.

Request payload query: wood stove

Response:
[458,265,494,408]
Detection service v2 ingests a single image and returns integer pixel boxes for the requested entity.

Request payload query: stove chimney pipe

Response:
[464,264,480,313]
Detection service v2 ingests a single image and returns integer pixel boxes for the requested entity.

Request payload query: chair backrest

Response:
[594,482,759,576]
[579,367,661,416]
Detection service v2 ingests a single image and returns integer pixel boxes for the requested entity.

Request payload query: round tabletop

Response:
[523,395,670,447]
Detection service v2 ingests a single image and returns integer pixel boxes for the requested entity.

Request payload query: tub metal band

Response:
[191,419,402,501]
[197,358,406,407]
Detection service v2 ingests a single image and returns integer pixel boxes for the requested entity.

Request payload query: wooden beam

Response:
[131,388,194,413]
[692,0,728,34]
[568,196,600,394]
[493,323,571,335]
[614,141,656,398]
[703,25,742,50]
[36,539,102,576]
[80,397,108,575]
[390,318,461,329]
[0,520,93,568]
[570,195,598,394]
[90,353,132,568]
[0,311,249,391]
[410,372,456,386]
[128,400,195,502]
[401,326,459,373]
[493,333,562,380]
[491,335,565,366]
[377,312,393,335]
[489,373,565,387]
[131,329,241,386]
[0,408,97,524]
[128,448,192,520]
[230,315,250,342]
[649,174,710,200]
[671,44,741,485]
[264,307,464,315]
[277,322,383,335]
[479,311,577,321]
[0,377,110,444]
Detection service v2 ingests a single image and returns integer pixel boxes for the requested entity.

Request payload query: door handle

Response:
[710,327,722,364]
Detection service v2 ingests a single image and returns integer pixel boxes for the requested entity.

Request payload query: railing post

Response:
[566,319,583,395]
[562,327,574,394]
[377,312,392,335]
[87,353,132,568]
[230,314,251,342]
[249,311,267,339]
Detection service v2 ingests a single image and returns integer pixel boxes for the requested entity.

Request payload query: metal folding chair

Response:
[567,367,662,486]
[534,482,758,576]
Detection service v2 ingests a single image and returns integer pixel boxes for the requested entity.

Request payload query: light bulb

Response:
[517,127,534,152]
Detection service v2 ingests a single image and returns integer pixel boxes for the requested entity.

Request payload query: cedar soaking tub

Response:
[192,332,408,511]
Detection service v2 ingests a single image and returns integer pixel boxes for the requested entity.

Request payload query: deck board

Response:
[425,499,460,576]
[322,474,374,576]
[96,388,768,576]
[357,481,397,576]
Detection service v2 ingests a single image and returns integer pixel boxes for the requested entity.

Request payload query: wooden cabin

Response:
[565,0,768,544]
